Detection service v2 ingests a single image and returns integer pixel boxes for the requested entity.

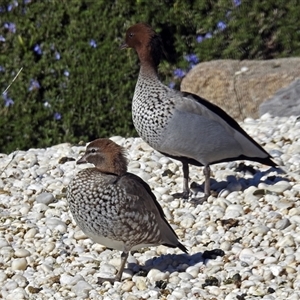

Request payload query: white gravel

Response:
[0,113,299,300]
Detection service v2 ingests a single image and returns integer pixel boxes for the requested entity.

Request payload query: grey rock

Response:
[181,58,300,120]
[36,192,55,205]
[275,218,291,230]
[259,79,300,117]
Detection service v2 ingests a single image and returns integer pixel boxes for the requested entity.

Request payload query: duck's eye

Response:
[91,148,96,153]
[129,32,134,38]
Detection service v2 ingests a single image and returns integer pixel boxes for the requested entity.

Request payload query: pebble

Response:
[36,192,55,205]
[147,269,169,282]
[0,239,9,248]
[71,280,93,298]
[11,274,27,288]
[275,218,291,230]
[220,241,232,251]
[264,257,278,264]
[224,204,244,218]
[239,249,256,265]
[276,235,295,247]
[274,199,294,210]
[0,271,7,282]
[290,215,300,225]
[258,181,292,194]
[1,115,300,299]
[185,266,200,278]
[122,280,135,292]
[289,207,300,217]
[135,277,147,290]
[45,218,67,233]
[171,288,186,299]
[14,249,30,258]
[60,274,85,286]
[180,213,195,229]
[125,296,139,300]
[269,265,283,277]
[11,258,27,270]
[252,225,270,235]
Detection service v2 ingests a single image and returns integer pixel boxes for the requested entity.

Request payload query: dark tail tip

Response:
[163,241,188,254]
[178,242,188,254]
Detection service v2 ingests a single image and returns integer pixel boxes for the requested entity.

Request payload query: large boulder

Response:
[259,79,300,117]
[181,58,300,120]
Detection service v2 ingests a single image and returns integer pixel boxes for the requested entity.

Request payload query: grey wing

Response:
[161,89,270,163]
[116,173,187,252]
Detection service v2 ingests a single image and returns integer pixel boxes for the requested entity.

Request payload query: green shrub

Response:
[0,0,300,153]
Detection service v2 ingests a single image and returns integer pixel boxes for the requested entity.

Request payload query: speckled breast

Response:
[67,169,123,238]
[132,79,173,148]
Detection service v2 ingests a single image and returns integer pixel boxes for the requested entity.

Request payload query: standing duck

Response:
[67,138,187,283]
[121,23,278,202]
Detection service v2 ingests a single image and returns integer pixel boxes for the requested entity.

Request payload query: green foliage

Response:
[0,0,300,153]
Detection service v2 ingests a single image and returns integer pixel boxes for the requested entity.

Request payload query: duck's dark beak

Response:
[76,155,87,164]
[120,42,128,50]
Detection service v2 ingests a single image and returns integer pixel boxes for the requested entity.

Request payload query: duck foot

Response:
[172,191,209,204]
[189,195,209,205]
[97,251,129,284]
[172,191,189,200]
[97,276,120,285]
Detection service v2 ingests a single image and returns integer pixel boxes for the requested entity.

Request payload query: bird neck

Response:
[137,46,159,78]
[139,62,159,81]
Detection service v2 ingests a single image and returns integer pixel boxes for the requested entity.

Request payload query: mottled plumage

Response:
[67,138,187,283]
[122,23,278,201]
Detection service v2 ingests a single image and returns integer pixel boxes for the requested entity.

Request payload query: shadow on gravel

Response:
[130,249,225,275]
[191,164,289,195]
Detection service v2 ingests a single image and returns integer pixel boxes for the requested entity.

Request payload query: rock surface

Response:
[181,58,300,120]
[259,79,300,117]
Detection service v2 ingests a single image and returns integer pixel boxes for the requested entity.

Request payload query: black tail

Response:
[163,241,188,254]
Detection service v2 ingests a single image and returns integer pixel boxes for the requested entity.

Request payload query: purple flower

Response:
[0,66,5,72]
[204,32,213,39]
[184,54,199,64]
[9,0,18,8]
[2,92,14,107]
[54,112,62,120]
[196,35,204,43]
[0,35,5,42]
[33,44,42,55]
[4,22,16,33]
[7,1,18,11]
[64,70,69,77]
[4,98,14,107]
[28,79,40,91]
[55,52,60,60]
[233,0,241,6]
[217,21,227,31]
[169,82,175,89]
[24,0,32,4]
[173,69,186,78]
[89,39,97,48]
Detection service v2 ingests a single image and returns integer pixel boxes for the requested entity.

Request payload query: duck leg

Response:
[203,165,211,197]
[97,251,129,284]
[173,163,211,203]
[172,161,190,199]
[182,161,190,198]
[190,165,211,205]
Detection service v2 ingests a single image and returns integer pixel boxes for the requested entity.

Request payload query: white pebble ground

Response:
[0,114,300,300]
